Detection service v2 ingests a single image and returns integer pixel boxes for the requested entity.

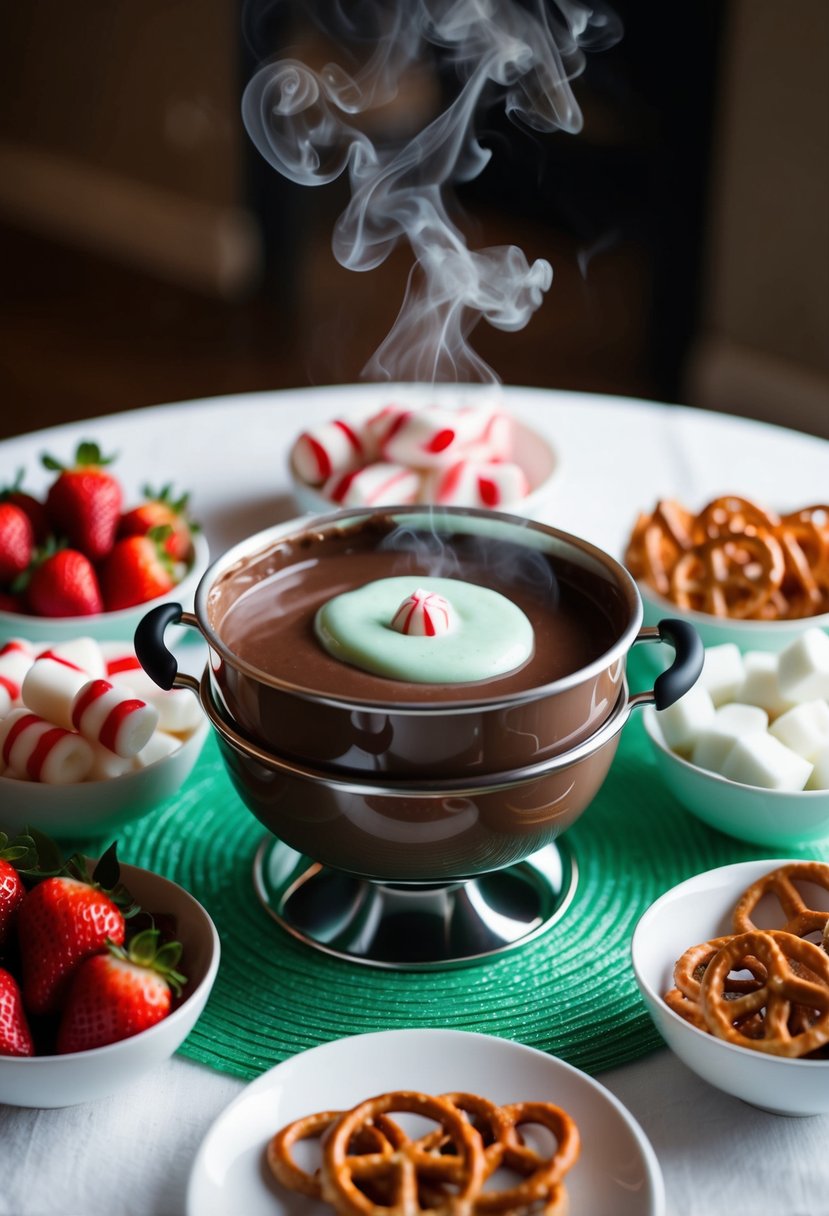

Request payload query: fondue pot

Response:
[136,507,702,969]
[136,507,701,779]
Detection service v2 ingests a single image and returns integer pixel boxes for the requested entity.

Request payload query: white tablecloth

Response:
[1,386,828,1216]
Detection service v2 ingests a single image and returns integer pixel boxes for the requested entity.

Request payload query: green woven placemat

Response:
[92,658,828,1083]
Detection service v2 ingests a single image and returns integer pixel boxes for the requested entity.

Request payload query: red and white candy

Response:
[36,637,106,679]
[324,463,421,508]
[0,639,35,713]
[0,708,94,784]
[381,406,485,470]
[429,460,529,508]
[70,679,159,758]
[290,419,365,486]
[390,588,455,637]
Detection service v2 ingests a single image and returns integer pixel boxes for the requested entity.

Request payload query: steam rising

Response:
[243,1,620,382]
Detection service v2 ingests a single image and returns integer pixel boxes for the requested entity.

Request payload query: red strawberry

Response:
[0,502,34,585]
[57,928,185,1053]
[26,547,104,617]
[0,863,25,950]
[99,530,175,611]
[17,875,126,1015]
[0,833,39,950]
[0,968,34,1056]
[0,470,51,544]
[42,440,123,561]
[119,485,197,563]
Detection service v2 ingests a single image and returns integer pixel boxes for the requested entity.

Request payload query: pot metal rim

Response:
[200,666,639,795]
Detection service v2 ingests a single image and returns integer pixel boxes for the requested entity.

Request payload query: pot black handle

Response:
[651,618,704,710]
[134,602,184,691]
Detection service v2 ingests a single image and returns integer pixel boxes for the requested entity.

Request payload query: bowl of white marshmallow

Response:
[0,635,207,838]
[288,397,558,517]
[644,627,829,846]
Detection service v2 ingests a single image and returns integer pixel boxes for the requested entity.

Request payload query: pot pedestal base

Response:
[252,838,578,970]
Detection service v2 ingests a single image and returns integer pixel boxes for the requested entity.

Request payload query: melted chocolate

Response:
[208,519,621,703]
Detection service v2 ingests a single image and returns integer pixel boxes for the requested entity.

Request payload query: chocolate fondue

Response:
[208,516,621,704]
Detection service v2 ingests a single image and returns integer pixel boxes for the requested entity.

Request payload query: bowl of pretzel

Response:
[632,859,829,1116]
[625,496,829,652]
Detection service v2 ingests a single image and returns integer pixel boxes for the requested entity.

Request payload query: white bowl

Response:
[631,858,829,1116]
[0,861,220,1107]
[0,532,210,647]
[0,716,209,839]
[642,707,829,847]
[638,580,829,655]
[289,414,558,520]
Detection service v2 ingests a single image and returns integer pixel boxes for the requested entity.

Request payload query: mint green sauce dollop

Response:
[314,576,534,684]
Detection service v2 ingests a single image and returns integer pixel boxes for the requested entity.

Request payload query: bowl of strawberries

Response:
[0,836,220,1107]
[0,441,209,644]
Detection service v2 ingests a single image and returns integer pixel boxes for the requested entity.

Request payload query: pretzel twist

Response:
[321,1092,486,1216]
[732,862,829,939]
[700,930,829,1057]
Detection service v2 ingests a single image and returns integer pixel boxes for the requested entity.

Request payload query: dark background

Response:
[0,0,826,443]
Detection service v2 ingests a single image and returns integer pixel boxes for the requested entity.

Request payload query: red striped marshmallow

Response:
[430,460,529,508]
[381,405,484,469]
[291,419,365,486]
[390,589,455,637]
[0,639,35,705]
[36,637,105,678]
[323,462,422,507]
[71,678,159,758]
[0,708,93,784]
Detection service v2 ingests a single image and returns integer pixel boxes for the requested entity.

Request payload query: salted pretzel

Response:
[624,500,694,596]
[413,1092,518,1179]
[268,1109,409,1199]
[732,862,829,940]
[700,930,829,1057]
[694,495,781,540]
[666,935,768,1038]
[626,495,829,619]
[670,531,786,619]
[470,1101,580,1213]
[321,1091,486,1216]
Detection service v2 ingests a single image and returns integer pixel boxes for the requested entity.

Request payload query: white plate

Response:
[186,1028,664,1216]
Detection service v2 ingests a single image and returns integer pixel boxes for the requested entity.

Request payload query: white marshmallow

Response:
[738,651,796,718]
[150,688,203,733]
[460,409,515,462]
[87,743,136,781]
[134,730,182,767]
[691,703,769,774]
[21,657,88,729]
[36,637,105,679]
[0,708,94,784]
[806,745,829,791]
[698,644,745,707]
[71,679,159,758]
[429,460,529,508]
[721,732,813,791]
[323,462,422,507]
[777,628,829,701]
[769,699,829,761]
[0,686,11,717]
[657,684,716,755]
[291,419,365,486]
[0,638,35,704]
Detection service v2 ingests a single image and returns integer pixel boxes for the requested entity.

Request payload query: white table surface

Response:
[1,385,828,1216]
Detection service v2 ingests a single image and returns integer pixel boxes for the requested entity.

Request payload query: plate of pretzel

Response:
[624,496,829,652]
[186,1028,665,1216]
